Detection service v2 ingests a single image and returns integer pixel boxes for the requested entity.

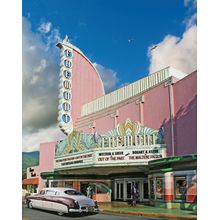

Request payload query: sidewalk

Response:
[99,202,197,220]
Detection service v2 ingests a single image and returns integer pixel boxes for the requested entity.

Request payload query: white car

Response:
[25,187,99,216]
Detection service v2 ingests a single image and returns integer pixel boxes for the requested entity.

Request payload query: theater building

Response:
[38,36,197,209]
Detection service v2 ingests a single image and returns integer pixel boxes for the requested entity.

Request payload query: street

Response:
[22,204,171,220]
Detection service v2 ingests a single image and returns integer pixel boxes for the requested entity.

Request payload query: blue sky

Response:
[23,0,195,84]
[22,0,197,151]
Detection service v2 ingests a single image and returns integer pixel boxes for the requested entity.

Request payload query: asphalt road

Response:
[22,204,171,220]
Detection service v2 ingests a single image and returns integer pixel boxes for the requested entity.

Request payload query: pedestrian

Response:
[86,185,93,199]
[90,186,94,199]
[131,184,138,206]
[180,180,187,201]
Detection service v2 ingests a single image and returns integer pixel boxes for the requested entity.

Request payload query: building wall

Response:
[75,72,197,157]
[94,115,115,133]
[117,100,140,124]
[26,165,40,179]
[71,50,104,123]
[142,83,170,129]
[38,142,56,190]
[141,83,172,156]
[38,72,197,190]
[173,71,197,155]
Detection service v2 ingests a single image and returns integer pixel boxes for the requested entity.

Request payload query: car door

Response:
[32,190,45,209]
[42,190,56,211]
[51,191,69,214]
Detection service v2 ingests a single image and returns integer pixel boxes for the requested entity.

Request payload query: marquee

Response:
[54,118,166,169]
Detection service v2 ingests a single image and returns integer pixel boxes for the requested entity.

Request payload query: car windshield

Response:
[64,190,83,196]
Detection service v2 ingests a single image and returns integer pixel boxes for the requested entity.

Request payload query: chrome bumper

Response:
[69,206,99,213]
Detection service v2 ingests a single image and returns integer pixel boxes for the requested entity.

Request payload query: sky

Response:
[22,0,197,152]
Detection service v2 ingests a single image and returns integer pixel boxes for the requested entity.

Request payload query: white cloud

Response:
[148,25,197,75]
[45,29,62,51]
[184,13,197,30]
[23,125,66,152]
[22,17,62,152]
[147,0,197,75]
[33,59,47,73]
[22,17,120,152]
[93,63,119,93]
[38,21,52,33]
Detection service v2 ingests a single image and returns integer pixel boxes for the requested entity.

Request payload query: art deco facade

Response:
[37,37,197,209]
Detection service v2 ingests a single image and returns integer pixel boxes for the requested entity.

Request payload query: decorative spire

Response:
[63,35,69,43]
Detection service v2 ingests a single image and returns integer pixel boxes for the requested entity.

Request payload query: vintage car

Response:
[25,187,99,216]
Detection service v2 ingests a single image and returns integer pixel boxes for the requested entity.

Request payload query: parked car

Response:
[25,187,99,216]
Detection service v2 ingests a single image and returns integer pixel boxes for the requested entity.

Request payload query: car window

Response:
[46,190,56,196]
[55,191,60,196]
[64,190,83,196]
[39,190,45,195]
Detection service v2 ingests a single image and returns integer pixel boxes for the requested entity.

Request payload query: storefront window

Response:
[64,181,73,188]
[174,176,187,200]
[51,181,58,187]
[186,174,197,203]
[156,177,164,200]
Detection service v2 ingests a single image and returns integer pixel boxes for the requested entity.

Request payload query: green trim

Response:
[160,167,173,172]
[40,170,57,179]
[149,155,197,166]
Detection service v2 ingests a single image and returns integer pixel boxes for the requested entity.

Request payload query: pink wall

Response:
[77,98,140,134]
[143,84,170,130]
[173,71,197,155]
[38,142,56,190]
[94,115,115,133]
[71,51,104,123]
[117,101,140,124]
[75,72,197,157]
[142,83,173,156]
[38,72,196,182]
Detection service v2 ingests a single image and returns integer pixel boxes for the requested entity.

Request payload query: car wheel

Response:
[57,212,64,216]
[27,201,33,209]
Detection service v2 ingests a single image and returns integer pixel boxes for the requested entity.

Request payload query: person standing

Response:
[86,185,91,198]
[180,180,187,201]
[131,184,138,206]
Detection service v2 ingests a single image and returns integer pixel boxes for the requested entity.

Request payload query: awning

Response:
[148,154,197,173]
[22,178,39,185]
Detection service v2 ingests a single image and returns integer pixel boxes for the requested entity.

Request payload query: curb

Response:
[101,209,197,220]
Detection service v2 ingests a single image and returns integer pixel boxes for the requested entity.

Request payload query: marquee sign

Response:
[57,36,74,135]
[55,118,166,169]
[55,145,166,169]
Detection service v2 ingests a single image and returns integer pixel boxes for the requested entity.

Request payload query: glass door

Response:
[143,181,149,200]
[126,181,140,201]
[126,182,132,199]
[116,182,124,200]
